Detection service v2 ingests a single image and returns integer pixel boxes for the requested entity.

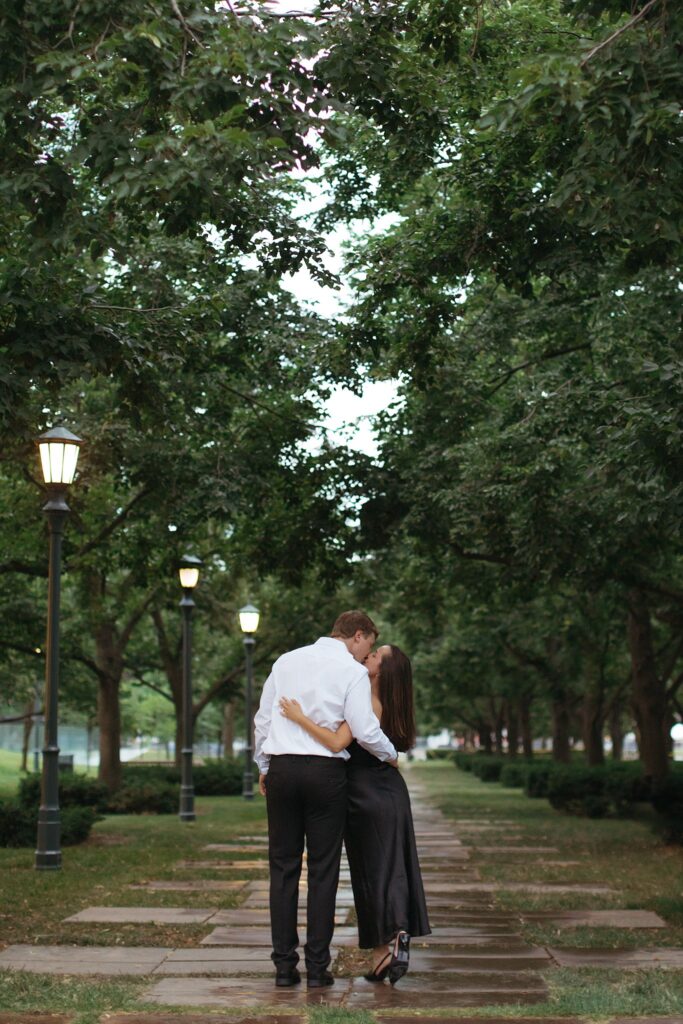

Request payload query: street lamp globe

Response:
[239,603,260,634]
[37,427,82,487]
[178,554,202,590]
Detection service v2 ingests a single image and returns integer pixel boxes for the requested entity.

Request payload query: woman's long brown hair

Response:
[378,644,417,753]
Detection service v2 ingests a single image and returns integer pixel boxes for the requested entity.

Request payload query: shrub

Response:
[18,774,109,812]
[106,782,177,815]
[453,752,475,771]
[62,806,100,844]
[471,756,505,782]
[651,773,683,844]
[425,749,455,762]
[524,762,554,798]
[0,799,98,847]
[194,759,242,795]
[546,765,611,818]
[500,761,532,788]
[121,758,243,796]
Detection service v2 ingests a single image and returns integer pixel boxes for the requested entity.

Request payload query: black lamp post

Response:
[178,554,202,822]
[35,426,82,871]
[239,603,260,800]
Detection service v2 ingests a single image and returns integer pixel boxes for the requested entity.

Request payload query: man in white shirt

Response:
[254,610,398,989]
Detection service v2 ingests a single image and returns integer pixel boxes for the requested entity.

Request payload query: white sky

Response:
[268,0,399,458]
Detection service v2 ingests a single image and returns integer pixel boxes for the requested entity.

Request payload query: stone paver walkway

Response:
[0,764,681,1016]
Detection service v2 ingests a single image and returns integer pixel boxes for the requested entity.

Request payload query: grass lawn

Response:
[0,748,24,796]
[1,760,683,1021]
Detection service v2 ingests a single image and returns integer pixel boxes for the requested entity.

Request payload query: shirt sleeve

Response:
[343,671,398,762]
[254,669,276,775]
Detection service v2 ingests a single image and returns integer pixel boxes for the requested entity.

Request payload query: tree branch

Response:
[70,487,151,563]
[120,587,161,650]
[487,343,592,397]
[0,560,47,577]
[580,0,661,67]
[192,649,274,720]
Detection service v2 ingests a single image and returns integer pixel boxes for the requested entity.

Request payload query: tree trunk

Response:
[98,675,122,791]
[519,695,533,758]
[222,701,235,758]
[628,588,669,782]
[21,698,33,772]
[506,701,519,758]
[609,706,624,761]
[478,722,493,754]
[551,698,572,763]
[581,692,605,766]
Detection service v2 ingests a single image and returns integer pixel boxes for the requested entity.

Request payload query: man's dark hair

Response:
[330,610,379,640]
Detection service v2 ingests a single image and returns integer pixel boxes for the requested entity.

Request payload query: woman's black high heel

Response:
[363,950,391,982]
[388,931,410,985]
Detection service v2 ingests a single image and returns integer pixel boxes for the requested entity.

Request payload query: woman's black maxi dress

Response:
[344,740,431,948]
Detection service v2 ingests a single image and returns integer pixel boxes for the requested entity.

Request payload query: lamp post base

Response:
[35,849,62,870]
[242,770,254,800]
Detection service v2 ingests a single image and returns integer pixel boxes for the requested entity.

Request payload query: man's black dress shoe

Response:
[307,970,334,988]
[275,967,301,987]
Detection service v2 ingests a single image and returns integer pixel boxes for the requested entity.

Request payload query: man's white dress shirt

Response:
[254,636,397,775]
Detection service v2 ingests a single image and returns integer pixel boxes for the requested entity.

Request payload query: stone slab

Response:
[0,944,170,977]
[410,951,552,972]
[344,974,548,1009]
[211,909,349,926]
[474,846,560,854]
[419,928,522,942]
[522,910,666,928]
[174,860,264,868]
[201,926,357,947]
[144,977,349,1006]
[375,1018,574,1024]
[0,1017,74,1024]
[423,882,614,894]
[204,845,267,854]
[548,947,683,969]
[104,1017,302,1024]
[129,880,247,892]
[0,945,169,964]
[64,907,215,925]
[176,860,269,870]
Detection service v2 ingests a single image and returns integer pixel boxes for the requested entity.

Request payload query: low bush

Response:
[106,782,177,815]
[0,799,99,847]
[453,752,475,770]
[121,758,242,796]
[500,761,532,788]
[425,749,456,762]
[18,774,110,812]
[546,765,611,817]
[524,762,554,798]
[471,756,505,782]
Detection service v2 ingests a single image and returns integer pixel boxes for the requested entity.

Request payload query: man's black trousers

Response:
[266,754,347,975]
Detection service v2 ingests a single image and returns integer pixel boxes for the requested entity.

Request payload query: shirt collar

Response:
[314,636,353,660]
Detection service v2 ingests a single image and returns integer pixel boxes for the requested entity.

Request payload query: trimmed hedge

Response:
[524,762,555,798]
[121,758,243,796]
[18,774,109,812]
[106,782,177,815]
[471,756,506,782]
[499,761,532,788]
[0,799,99,847]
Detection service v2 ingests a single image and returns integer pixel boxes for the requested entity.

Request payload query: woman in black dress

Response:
[278,644,430,984]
